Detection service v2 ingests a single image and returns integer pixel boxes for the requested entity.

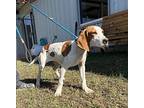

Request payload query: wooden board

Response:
[102,10,128,46]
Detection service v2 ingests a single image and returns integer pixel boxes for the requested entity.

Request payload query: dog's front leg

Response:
[79,63,94,93]
[55,67,66,96]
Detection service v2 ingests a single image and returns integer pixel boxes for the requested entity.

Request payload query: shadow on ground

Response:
[21,78,82,90]
[69,51,128,78]
[19,51,128,78]
[21,79,56,90]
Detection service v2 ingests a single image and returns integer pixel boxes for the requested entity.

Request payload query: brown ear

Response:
[76,30,90,51]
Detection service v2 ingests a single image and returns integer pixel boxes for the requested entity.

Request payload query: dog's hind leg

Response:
[55,68,60,78]
[53,64,61,78]
[28,56,38,66]
[52,62,62,79]
[36,51,47,88]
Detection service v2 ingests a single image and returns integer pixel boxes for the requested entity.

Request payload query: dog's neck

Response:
[75,38,89,53]
[74,40,87,56]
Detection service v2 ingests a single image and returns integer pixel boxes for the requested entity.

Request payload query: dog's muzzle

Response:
[102,38,109,50]
[103,39,108,45]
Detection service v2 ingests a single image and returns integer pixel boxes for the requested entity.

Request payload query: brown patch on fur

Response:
[76,26,97,52]
[44,44,50,51]
[61,40,72,57]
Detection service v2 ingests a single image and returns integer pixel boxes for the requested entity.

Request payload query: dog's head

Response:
[76,25,108,51]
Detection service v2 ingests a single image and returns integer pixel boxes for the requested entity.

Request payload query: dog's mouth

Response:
[101,44,109,50]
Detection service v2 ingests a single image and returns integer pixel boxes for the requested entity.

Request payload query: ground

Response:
[16,52,128,108]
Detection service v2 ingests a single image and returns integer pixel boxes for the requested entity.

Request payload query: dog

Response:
[30,25,108,96]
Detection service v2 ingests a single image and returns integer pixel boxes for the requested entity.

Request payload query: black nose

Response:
[103,39,108,44]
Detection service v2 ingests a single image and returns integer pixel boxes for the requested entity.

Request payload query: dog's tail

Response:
[28,44,48,66]
[28,56,38,66]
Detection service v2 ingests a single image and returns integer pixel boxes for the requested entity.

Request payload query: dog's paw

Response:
[84,87,94,93]
[54,91,62,96]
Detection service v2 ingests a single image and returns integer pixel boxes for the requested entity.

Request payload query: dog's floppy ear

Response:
[76,30,90,51]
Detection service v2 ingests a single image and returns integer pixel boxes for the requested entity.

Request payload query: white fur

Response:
[32,26,108,96]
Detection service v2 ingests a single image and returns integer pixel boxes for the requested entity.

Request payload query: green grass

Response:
[16,52,128,108]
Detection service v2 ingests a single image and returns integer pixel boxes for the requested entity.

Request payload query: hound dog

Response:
[30,25,108,96]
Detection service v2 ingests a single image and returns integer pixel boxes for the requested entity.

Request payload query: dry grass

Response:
[16,52,128,108]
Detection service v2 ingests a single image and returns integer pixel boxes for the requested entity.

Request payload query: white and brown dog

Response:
[30,25,108,96]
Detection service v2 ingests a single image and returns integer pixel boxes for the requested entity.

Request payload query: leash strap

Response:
[31,4,78,40]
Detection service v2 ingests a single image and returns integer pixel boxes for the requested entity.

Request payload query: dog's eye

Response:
[91,32,97,35]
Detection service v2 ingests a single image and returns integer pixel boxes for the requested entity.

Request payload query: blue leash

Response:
[16,26,25,43]
[31,4,78,40]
